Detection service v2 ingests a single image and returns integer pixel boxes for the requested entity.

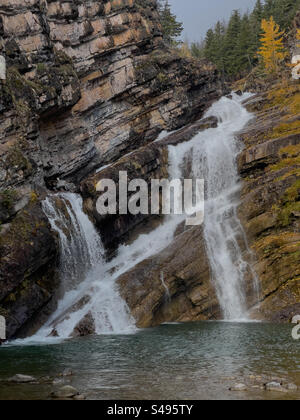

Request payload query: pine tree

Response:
[213,21,226,78]
[253,0,264,19]
[273,0,296,30]
[223,10,242,77]
[264,0,276,19]
[264,0,300,30]
[158,0,183,45]
[258,17,287,74]
[204,22,226,77]
[204,29,216,62]
[190,41,205,59]
[236,14,253,73]
[250,0,264,48]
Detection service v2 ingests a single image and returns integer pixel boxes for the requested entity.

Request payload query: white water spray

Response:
[168,93,258,320]
[35,193,137,339]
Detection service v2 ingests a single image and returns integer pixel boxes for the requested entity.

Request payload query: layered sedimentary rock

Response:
[0,0,222,338]
[0,200,58,338]
[117,225,220,327]
[238,85,300,322]
[0,0,221,193]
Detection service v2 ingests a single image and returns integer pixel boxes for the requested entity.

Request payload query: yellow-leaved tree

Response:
[258,17,286,74]
[297,28,300,47]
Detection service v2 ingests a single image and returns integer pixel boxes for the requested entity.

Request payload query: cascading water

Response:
[168,93,258,320]
[36,193,137,339]
[30,93,257,343]
[34,193,183,341]
[42,193,104,295]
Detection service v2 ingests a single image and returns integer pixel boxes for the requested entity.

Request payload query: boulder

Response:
[229,383,248,392]
[286,383,298,391]
[72,312,95,338]
[265,382,288,393]
[8,374,37,383]
[51,386,79,399]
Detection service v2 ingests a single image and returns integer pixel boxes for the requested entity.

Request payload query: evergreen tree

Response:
[263,0,276,19]
[204,29,216,62]
[276,0,300,30]
[236,14,253,73]
[253,0,264,20]
[263,0,300,30]
[213,21,226,78]
[223,10,242,77]
[158,0,183,45]
[249,0,264,55]
[190,41,205,59]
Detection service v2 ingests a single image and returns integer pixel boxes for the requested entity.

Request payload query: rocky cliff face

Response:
[0,0,222,338]
[238,81,300,322]
[0,0,221,192]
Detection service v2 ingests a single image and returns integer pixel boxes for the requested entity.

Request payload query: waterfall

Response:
[168,93,258,320]
[42,193,104,295]
[160,271,171,303]
[30,93,257,343]
[35,194,183,340]
[36,193,137,339]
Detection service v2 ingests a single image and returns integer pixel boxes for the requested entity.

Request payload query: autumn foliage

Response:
[258,17,287,74]
[297,28,300,47]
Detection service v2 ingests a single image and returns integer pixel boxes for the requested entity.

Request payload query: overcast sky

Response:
[168,0,257,42]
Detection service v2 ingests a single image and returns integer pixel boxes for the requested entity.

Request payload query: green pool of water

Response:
[0,321,299,400]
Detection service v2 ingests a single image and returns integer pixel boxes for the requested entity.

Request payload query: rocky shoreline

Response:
[0,369,298,400]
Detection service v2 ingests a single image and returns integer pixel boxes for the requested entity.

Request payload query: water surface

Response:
[0,322,299,400]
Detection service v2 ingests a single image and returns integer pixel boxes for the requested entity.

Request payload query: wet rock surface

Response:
[117,225,220,327]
